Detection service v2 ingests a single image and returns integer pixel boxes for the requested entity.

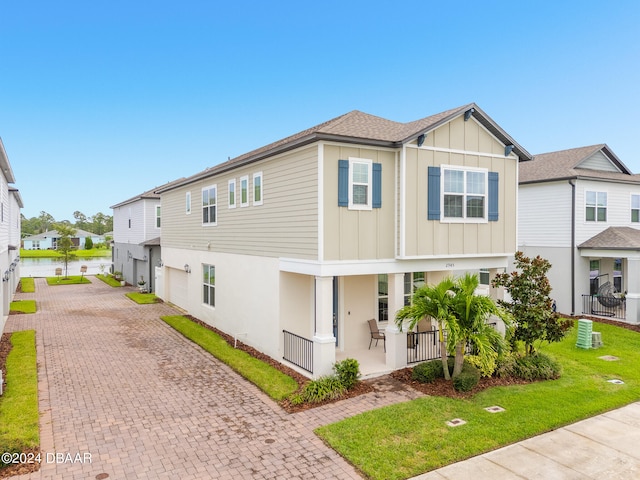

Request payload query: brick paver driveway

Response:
[6,278,421,479]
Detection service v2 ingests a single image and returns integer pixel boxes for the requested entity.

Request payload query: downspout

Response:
[569,179,576,315]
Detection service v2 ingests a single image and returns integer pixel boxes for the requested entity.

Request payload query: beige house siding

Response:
[162,146,319,259]
[402,116,517,257]
[322,143,396,261]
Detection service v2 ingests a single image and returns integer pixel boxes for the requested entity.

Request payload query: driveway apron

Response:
[5,278,421,480]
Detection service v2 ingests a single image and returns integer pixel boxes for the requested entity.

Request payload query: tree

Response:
[55,223,77,278]
[396,274,510,379]
[491,251,572,355]
[73,211,88,230]
[449,273,511,377]
[396,277,456,379]
[39,211,55,233]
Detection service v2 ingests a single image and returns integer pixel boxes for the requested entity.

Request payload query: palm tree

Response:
[395,277,456,380]
[449,273,511,377]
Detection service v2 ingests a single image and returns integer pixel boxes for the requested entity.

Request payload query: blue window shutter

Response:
[488,171,499,221]
[427,166,441,220]
[338,160,349,207]
[372,163,382,208]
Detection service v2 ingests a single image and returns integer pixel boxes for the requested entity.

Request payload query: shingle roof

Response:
[23,229,103,241]
[158,103,531,193]
[578,227,640,250]
[519,144,640,184]
[110,178,186,209]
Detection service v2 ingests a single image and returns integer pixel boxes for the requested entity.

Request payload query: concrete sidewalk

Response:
[415,401,640,479]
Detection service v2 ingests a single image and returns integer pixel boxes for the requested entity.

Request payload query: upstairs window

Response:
[586,191,607,222]
[186,191,191,214]
[443,168,486,220]
[155,206,161,228]
[253,172,263,206]
[338,158,382,210]
[632,194,640,222]
[202,185,217,225]
[240,176,249,207]
[228,179,236,208]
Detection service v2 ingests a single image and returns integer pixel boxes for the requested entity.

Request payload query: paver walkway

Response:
[5,278,422,479]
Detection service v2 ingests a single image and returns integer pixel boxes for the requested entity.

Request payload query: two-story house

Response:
[156,104,530,378]
[0,138,23,322]
[519,144,640,324]
[111,185,168,291]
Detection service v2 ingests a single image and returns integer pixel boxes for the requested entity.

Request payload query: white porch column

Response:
[313,276,336,377]
[386,273,408,369]
[489,268,505,301]
[625,258,640,325]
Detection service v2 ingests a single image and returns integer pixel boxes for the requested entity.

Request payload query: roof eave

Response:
[0,138,16,183]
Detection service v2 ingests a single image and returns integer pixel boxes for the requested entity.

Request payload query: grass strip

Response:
[45,275,91,286]
[161,315,298,401]
[96,274,123,287]
[0,331,39,467]
[20,248,111,258]
[10,300,37,314]
[317,321,640,480]
[19,278,35,293]
[126,293,160,304]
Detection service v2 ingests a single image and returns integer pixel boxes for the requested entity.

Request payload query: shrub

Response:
[84,237,94,249]
[465,351,498,378]
[295,375,346,404]
[496,352,561,381]
[452,363,480,392]
[412,360,444,383]
[334,358,360,390]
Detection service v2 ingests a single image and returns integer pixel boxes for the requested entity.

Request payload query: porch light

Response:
[2,271,9,282]
[417,133,426,147]
[184,264,191,273]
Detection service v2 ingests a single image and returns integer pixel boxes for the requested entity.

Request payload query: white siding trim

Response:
[408,144,515,160]
[318,143,324,261]
[399,145,407,258]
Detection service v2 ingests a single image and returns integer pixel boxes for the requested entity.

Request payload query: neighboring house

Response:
[156,104,530,378]
[22,229,104,251]
[0,138,22,321]
[110,185,167,291]
[519,144,640,324]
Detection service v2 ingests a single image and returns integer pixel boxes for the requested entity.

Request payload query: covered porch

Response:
[578,227,640,325]
[279,257,507,379]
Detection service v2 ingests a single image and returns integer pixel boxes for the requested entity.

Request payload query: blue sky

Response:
[1,1,638,221]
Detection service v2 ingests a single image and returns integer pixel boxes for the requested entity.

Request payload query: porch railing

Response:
[283,330,313,374]
[582,294,626,321]
[407,330,442,364]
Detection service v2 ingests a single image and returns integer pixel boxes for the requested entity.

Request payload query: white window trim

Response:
[186,191,191,215]
[440,165,488,224]
[155,205,161,229]
[585,190,607,223]
[202,264,215,308]
[228,179,236,209]
[240,175,249,207]
[252,172,263,206]
[348,157,372,211]
[202,184,218,226]
[631,194,640,222]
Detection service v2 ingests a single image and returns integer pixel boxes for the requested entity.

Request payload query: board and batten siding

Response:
[161,145,319,259]
[402,116,518,257]
[322,144,396,261]
[518,182,572,248]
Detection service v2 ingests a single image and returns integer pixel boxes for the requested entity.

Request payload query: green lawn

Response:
[316,321,640,480]
[161,315,299,401]
[19,278,35,293]
[45,275,91,285]
[10,300,37,314]
[0,331,39,469]
[126,292,160,304]
[20,248,111,258]
[96,274,123,287]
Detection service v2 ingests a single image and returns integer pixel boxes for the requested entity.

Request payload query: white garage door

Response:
[167,267,189,311]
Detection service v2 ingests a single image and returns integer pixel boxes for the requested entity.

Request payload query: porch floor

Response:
[336,345,391,379]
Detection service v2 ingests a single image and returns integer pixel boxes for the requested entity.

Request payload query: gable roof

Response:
[110,178,186,209]
[158,103,531,193]
[578,226,640,250]
[519,144,639,184]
